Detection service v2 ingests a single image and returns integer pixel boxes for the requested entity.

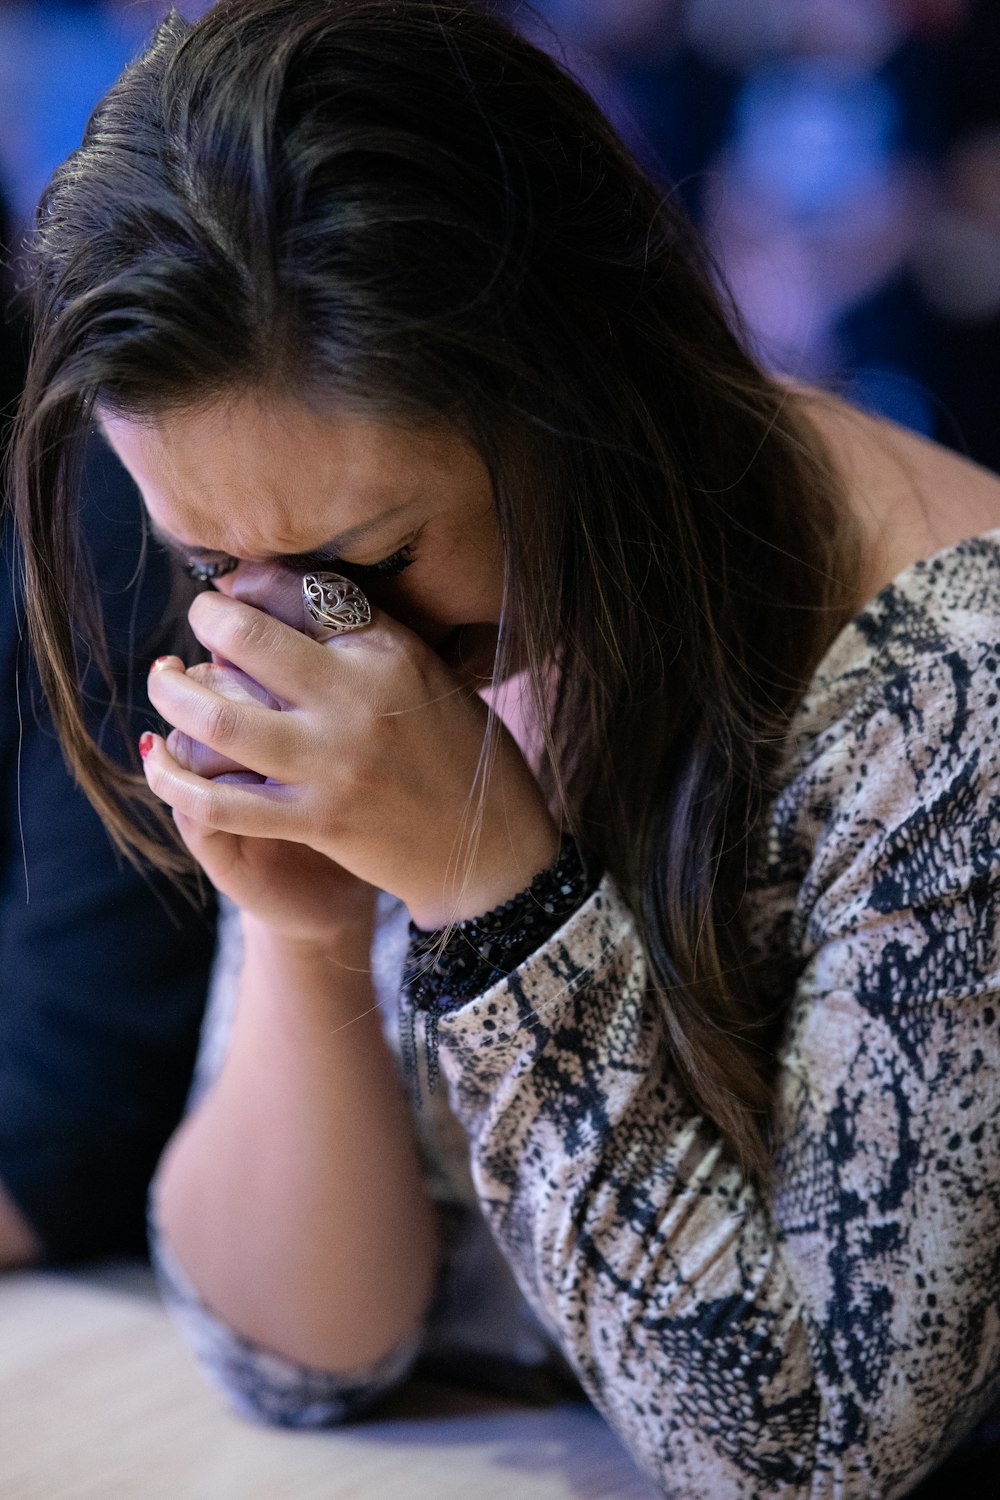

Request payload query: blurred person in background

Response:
[521,0,1000,470]
[0,176,215,1268]
[5,3,990,460]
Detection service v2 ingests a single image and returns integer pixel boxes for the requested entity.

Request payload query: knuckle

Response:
[184,662,217,689]
[337,748,380,806]
[226,607,272,655]
[202,696,240,748]
[191,592,273,657]
[396,631,425,671]
[390,630,431,684]
[166,727,192,765]
[315,801,348,846]
[171,808,202,851]
[197,782,226,828]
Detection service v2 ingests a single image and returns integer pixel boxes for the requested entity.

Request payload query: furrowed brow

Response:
[147,503,415,562]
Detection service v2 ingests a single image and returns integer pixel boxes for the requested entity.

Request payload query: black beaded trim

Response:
[400,836,604,1098]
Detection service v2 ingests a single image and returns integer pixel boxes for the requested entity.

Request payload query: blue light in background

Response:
[730,62,899,220]
[0,2,177,226]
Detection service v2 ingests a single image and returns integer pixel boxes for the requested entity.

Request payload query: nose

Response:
[212,561,304,630]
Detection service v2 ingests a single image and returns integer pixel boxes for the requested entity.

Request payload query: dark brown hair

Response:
[13,0,859,1176]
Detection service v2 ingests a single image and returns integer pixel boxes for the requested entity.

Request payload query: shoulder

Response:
[798,386,1000,605]
[801,527,1000,740]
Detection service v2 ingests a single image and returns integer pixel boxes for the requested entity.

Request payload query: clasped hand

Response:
[143,585,558,937]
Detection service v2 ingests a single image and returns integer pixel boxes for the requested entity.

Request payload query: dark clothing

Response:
[0,442,214,1261]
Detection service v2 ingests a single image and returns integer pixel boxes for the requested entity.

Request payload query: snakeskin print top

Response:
[152,530,1000,1499]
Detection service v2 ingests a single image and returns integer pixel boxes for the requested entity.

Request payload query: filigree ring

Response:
[301,572,372,640]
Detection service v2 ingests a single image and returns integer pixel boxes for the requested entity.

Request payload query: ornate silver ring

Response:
[301,572,372,640]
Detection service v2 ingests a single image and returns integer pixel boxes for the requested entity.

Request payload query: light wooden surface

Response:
[0,1264,659,1499]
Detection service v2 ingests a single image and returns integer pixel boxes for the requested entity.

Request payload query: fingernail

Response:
[139,732,155,760]
[150,656,175,673]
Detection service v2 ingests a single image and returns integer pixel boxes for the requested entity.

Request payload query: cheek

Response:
[380,588,459,649]
[441,520,506,620]
[388,531,503,636]
[410,564,502,634]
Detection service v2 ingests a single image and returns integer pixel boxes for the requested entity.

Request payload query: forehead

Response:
[98,398,470,555]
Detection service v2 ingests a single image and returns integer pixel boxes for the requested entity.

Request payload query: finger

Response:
[225,560,305,629]
[171,806,216,860]
[169,807,251,879]
[185,660,282,711]
[165,662,278,778]
[186,589,392,705]
[147,659,297,777]
[142,733,297,837]
[165,725,256,780]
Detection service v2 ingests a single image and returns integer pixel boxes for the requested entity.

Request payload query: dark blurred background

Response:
[0,0,998,467]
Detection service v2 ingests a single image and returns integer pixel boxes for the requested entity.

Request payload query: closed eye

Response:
[330,544,416,582]
[181,544,416,585]
[182,556,239,583]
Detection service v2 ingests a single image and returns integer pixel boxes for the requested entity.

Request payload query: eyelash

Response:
[182,545,416,585]
[183,556,239,583]
[336,545,416,582]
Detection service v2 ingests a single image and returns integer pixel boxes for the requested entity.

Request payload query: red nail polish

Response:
[150,655,173,672]
[139,732,154,760]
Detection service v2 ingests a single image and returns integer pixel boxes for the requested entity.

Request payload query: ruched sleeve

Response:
[410,565,1000,1498]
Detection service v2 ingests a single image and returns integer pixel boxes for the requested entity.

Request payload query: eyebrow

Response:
[148,501,416,563]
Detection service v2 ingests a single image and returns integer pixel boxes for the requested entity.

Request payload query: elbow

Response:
[0,1181,45,1270]
[149,1201,429,1431]
[212,1323,425,1429]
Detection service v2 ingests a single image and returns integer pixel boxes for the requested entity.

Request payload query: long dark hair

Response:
[13,0,859,1176]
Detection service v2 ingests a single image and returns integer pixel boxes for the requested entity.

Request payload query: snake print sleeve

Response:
[418,541,1000,1498]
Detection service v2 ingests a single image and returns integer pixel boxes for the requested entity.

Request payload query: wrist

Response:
[404,833,604,1017]
[407,814,561,930]
[241,903,375,971]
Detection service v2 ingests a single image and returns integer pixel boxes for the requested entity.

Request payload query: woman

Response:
[12,1,1000,1493]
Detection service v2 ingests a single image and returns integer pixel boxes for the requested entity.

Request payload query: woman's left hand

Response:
[144,589,559,928]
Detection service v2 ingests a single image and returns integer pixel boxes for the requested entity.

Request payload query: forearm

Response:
[153,914,438,1373]
[0,1180,43,1269]
[425,884,825,1495]
[426,875,1000,1496]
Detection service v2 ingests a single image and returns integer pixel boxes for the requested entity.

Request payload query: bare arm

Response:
[153,914,438,1373]
[0,1180,43,1269]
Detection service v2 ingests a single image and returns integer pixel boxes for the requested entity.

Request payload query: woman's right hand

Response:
[151,656,376,946]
